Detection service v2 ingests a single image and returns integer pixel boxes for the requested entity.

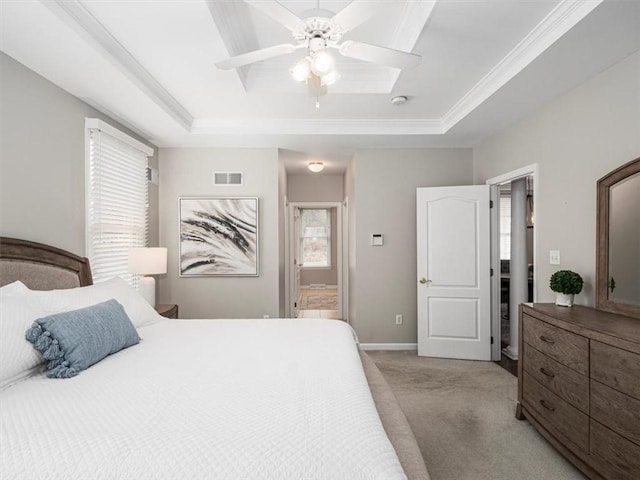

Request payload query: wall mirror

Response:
[596,157,640,319]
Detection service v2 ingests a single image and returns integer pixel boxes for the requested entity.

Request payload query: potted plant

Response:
[550,270,583,307]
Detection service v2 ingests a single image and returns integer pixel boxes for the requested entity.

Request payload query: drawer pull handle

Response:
[540,367,555,378]
[540,336,555,345]
[539,399,555,412]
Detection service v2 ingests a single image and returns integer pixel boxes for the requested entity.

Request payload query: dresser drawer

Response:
[591,379,640,447]
[522,343,589,413]
[590,419,640,480]
[591,341,640,400]
[522,314,588,375]
[522,372,589,453]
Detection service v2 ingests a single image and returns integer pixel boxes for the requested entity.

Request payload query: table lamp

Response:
[128,247,167,306]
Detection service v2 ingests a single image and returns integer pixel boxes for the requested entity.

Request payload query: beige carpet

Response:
[368,351,586,480]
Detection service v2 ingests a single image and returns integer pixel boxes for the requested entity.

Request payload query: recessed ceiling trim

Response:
[80,97,156,144]
[191,118,444,136]
[42,0,193,131]
[441,0,603,132]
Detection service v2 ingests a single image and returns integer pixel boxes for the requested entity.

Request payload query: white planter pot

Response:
[555,293,574,307]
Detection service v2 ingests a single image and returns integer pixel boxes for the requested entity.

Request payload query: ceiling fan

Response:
[215,0,421,96]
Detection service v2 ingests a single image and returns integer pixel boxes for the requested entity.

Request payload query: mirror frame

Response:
[596,157,640,319]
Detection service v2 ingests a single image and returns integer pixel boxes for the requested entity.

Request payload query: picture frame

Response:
[179,197,259,277]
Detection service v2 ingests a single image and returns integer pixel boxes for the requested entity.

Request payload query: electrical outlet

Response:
[550,250,561,265]
[263,315,270,319]
[395,314,403,325]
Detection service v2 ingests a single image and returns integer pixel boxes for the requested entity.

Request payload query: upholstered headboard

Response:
[0,237,93,290]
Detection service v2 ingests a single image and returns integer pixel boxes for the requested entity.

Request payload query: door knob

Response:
[419,278,431,284]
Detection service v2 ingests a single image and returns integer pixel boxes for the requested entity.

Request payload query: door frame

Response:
[285,201,345,319]
[486,163,539,361]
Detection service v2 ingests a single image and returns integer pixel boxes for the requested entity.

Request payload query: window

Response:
[299,208,331,268]
[85,119,153,286]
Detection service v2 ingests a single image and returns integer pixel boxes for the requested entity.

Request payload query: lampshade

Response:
[128,247,167,275]
[290,58,310,82]
[320,70,340,86]
[310,51,334,76]
[308,162,324,173]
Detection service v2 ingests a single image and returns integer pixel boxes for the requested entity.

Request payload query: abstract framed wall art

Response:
[179,197,259,276]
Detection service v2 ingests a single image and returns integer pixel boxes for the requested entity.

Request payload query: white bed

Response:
[0,237,429,480]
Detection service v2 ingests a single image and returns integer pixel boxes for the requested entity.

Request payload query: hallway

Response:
[297,286,339,319]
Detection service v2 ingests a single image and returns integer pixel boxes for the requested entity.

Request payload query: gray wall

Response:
[474,50,640,307]
[287,175,344,203]
[158,148,281,318]
[351,149,474,343]
[0,52,159,255]
[287,175,343,286]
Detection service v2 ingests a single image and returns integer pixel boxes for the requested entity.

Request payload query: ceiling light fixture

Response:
[310,50,333,75]
[290,58,311,82]
[290,34,340,102]
[391,95,408,105]
[308,161,324,173]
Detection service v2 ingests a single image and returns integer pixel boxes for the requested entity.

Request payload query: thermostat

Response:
[371,234,384,246]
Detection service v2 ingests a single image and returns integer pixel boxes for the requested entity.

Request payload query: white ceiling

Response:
[1,0,639,174]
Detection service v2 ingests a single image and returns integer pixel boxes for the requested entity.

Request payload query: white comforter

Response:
[0,318,406,480]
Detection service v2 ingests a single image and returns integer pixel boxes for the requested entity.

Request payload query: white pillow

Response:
[0,283,45,389]
[0,280,29,295]
[26,277,162,329]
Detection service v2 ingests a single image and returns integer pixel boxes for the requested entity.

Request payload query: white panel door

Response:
[417,185,491,360]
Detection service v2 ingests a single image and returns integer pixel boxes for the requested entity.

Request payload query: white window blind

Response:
[86,119,153,286]
[299,208,331,268]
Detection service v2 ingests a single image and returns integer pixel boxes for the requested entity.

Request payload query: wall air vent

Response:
[214,172,243,186]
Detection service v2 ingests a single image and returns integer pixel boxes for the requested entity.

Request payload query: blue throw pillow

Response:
[25,299,140,378]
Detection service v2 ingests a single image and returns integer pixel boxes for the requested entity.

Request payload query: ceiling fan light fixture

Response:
[290,58,311,82]
[308,161,324,173]
[310,50,334,75]
[320,70,340,86]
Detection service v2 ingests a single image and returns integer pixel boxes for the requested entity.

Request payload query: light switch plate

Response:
[550,250,561,265]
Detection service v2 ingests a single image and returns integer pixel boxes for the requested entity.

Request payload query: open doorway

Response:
[297,206,339,319]
[286,202,345,320]
[487,164,538,372]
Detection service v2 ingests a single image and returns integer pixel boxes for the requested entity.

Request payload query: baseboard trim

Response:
[359,343,418,351]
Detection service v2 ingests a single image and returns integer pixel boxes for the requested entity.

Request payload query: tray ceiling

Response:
[1,0,639,151]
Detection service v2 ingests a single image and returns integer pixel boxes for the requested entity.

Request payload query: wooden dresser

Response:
[517,303,640,479]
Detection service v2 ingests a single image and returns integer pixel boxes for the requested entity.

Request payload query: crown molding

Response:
[42,0,193,131]
[191,118,444,136]
[80,97,156,145]
[441,0,603,131]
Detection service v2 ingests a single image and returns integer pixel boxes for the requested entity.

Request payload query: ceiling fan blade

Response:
[338,41,421,69]
[245,0,305,32]
[330,0,378,32]
[216,44,297,70]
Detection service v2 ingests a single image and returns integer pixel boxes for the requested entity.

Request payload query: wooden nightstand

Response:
[156,304,178,319]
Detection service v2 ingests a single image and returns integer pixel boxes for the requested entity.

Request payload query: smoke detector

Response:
[391,95,408,106]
